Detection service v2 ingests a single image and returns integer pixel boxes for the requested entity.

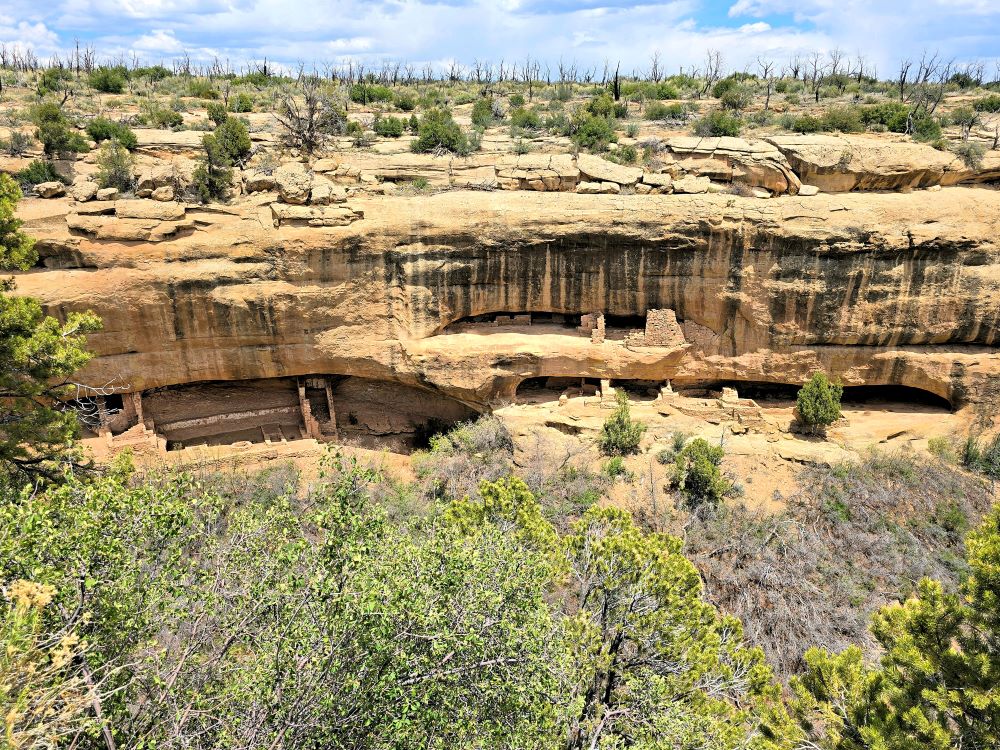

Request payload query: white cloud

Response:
[133,28,183,53]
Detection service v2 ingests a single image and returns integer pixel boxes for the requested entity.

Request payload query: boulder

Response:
[798,184,820,196]
[270,203,364,227]
[664,137,800,195]
[641,172,673,190]
[70,181,99,202]
[151,186,175,202]
[309,178,348,205]
[672,175,711,194]
[35,181,66,198]
[312,158,339,173]
[244,170,277,193]
[274,164,313,204]
[576,153,643,186]
[96,188,119,201]
[576,181,620,194]
[114,200,185,221]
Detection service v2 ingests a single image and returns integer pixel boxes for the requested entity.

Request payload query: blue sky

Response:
[1,0,998,77]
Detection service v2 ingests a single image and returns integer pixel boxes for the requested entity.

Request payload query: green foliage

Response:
[87,65,126,94]
[509,92,525,107]
[821,105,864,133]
[607,143,638,164]
[1,131,32,157]
[37,67,72,96]
[372,114,404,137]
[139,100,184,128]
[645,100,685,120]
[0,174,101,489]
[788,114,822,133]
[911,113,943,142]
[187,78,220,99]
[571,114,617,150]
[85,116,137,149]
[191,132,233,202]
[693,109,742,137]
[860,100,911,132]
[349,82,394,104]
[509,106,541,129]
[134,65,172,82]
[973,94,1000,113]
[598,390,646,456]
[15,159,66,188]
[206,100,229,125]
[962,432,1000,479]
[95,139,136,192]
[30,103,88,157]
[229,91,254,112]
[672,437,729,506]
[793,506,1000,750]
[796,372,843,429]
[470,97,494,127]
[411,108,471,154]
[719,84,754,111]
[213,116,252,164]
[956,140,985,169]
[394,91,417,111]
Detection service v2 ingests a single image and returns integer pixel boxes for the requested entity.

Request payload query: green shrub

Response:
[955,141,985,169]
[16,159,66,188]
[571,114,617,150]
[2,131,32,157]
[134,65,172,82]
[821,105,863,133]
[586,93,619,119]
[191,133,233,203]
[188,79,220,99]
[411,108,470,154]
[911,113,942,142]
[373,115,404,138]
[796,372,843,430]
[508,107,540,129]
[140,101,184,129]
[692,110,742,137]
[85,117,137,150]
[95,139,136,192]
[471,98,494,128]
[349,83,394,104]
[645,101,684,121]
[229,92,254,113]
[718,85,754,112]
[213,117,251,164]
[36,121,88,157]
[394,92,417,111]
[672,438,729,506]
[604,456,632,480]
[29,102,66,127]
[928,436,957,462]
[598,390,646,456]
[509,93,525,107]
[860,101,910,132]
[37,67,72,96]
[789,114,822,133]
[206,101,229,125]
[608,143,638,164]
[962,433,1000,478]
[88,66,126,94]
[407,114,419,132]
[973,94,1000,113]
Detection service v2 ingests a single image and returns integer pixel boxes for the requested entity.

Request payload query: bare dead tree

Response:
[698,49,722,98]
[806,51,825,103]
[274,67,347,154]
[648,50,663,83]
[757,56,775,111]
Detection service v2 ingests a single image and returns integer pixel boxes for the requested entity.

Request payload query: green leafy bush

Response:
[796,372,843,430]
[373,115,404,138]
[645,101,685,120]
[191,133,233,203]
[973,94,1000,113]
[955,141,985,169]
[718,85,754,112]
[860,101,911,132]
[85,117,137,150]
[911,113,943,142]
[821,105,863,133]
[206,101,229,125]
[139,101,184,129]
[16,159,66,188]
[692,110,742,137]
[508,107,540,129]
[571,114,617,150]
[509,93,525,107]
[213,117,251,164]
[471,98,494,128]
[789,114,822,133]
[36,122,88,157]
[95,139,135,193]
[187,78,220,99]
[349,83,394,104]
[962,433,1000,478]
[1,131,32,157]
[598,390,646,456]
[229,92,254,113]
[394,92,417,111]
[672,438,729,506]
[411,109,470,154]
[37,67,72,96]
[88,66,126,94]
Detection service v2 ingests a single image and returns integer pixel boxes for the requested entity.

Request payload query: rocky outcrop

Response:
[17,188,1000,417]
[659,137,802,195]
[766,135,1000,192]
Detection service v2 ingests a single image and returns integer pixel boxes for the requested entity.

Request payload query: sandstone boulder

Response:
[35,181,66,198]
[673,175,711,194]
[114,200,186,221]
[664,137,800,195]
[577,181,621,194]
[576,153,642,186]
[244,170,277,193]
[641,172,673,190]
[270,203,364,227]
[309,178,348,205]
[798,185,820,196]
[274,164,313,204]
[151,186,175,202]
[70,181,99,202]
[495,154,579,191]
[96,188,119,201]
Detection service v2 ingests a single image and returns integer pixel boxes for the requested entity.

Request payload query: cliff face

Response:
[14,187,1000,439]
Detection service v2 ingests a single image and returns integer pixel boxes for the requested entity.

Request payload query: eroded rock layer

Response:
[14,187,1000,446]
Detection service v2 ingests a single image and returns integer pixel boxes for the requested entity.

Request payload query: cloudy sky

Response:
[1,0,998,77]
